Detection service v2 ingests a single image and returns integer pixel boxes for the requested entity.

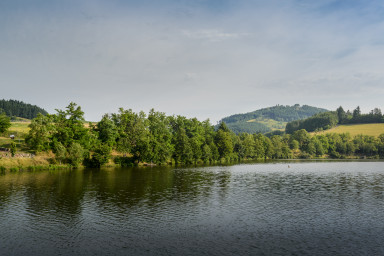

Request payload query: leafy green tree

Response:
[10,142,16,157]
[209,142,220,162]
[289,139,300,150]
[336,106,347,123]
[201,144,212,163]
[378,134,384,157]
[271,135,283,158]
[312,137,325,156]
[26,113,55,152]
[114,109,150,163]
[54,102,92,148]
[147,110,173,164]
[173,128,193,164]
[281,143,292,159]
[85,144,112,167]
[242,133,255,158]
[54,142,67,164]
[292,129,310,150]
[253,134,266,159]
[305,141,316,155]
[95,114,118,147]
[217,122,231,133]
[316,135,330,154]
[0,111,11,134]
[233,136,245,160]
[67,142,84,167]
[353,106,361,118]
[215,129,233,160]
[286,112,338,133]
[190,137,202,164]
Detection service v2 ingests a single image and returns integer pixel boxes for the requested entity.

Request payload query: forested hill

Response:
[219,104,328,134]
[0,99,48,119]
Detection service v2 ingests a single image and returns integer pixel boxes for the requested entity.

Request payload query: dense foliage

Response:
[225,122,270,134]
[219,104,328,134]
[286,106,384,134]
[286,112,339,133]
[0,99,48,119]
[24,103,384,168]
[0,111,11,133]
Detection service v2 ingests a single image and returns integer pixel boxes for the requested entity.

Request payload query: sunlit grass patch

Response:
[313,123,384,137]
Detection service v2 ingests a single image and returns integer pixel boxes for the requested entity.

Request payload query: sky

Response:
[1,0,384,123]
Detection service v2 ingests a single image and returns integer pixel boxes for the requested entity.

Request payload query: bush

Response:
[299,152,311,159]
[114,156,135,167]
[84,144,112,168]
[67,143,84,167]
[329,151,341,159]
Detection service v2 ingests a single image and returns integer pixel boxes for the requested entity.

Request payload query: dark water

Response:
[1,161,384,255]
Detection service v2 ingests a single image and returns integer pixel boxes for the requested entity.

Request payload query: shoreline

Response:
[1,155,383,173]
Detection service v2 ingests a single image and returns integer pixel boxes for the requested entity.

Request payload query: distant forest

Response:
[0,99,48,119]
[286,106,384,134]
[219,104,328,134]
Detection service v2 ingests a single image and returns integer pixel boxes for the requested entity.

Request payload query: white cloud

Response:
[181,29,246,41]
[1,0,384,122]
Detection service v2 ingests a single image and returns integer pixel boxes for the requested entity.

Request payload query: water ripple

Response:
[1,162,384,255]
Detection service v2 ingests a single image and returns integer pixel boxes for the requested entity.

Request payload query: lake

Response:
[1,161,384,255]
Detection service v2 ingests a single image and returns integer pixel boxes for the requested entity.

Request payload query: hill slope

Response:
[313,124,384,137]
[0,99,48,119]
[219,104,328,134]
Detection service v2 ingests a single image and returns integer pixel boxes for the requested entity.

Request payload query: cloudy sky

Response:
[1,0,384,122]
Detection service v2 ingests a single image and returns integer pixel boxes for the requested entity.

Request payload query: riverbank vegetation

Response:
[1,102,384,170]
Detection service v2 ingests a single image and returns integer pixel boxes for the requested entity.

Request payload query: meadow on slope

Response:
[313,123,384,137]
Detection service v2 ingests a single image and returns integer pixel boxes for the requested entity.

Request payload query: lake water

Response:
[1,161,384,255]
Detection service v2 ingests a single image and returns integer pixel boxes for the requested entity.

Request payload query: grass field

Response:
[246,118,286,131]
[313,123,384,137]
[0,122,31,152]
[7,121,31,134]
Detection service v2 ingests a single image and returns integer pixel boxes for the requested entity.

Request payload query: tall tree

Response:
[147,109,173,164]
[95,114,118,147]
[0,111,11,133]
[336,106,347,123]
[215,129,233,160]
[25,113,55,151]
[114,108,150,162]
[54,102,92,148]
[353,106,361,118]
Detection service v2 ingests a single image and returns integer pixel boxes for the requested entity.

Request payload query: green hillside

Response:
[312,123,384,137]
[286,106,384,134]
[220,104,328,134]
[0,99,48,119]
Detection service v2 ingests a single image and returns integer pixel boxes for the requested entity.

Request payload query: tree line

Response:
[21,102,384,168]
[286,106,384,134]
[0,99,48,120]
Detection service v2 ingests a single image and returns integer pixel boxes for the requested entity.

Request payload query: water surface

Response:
[1,161,384,255]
